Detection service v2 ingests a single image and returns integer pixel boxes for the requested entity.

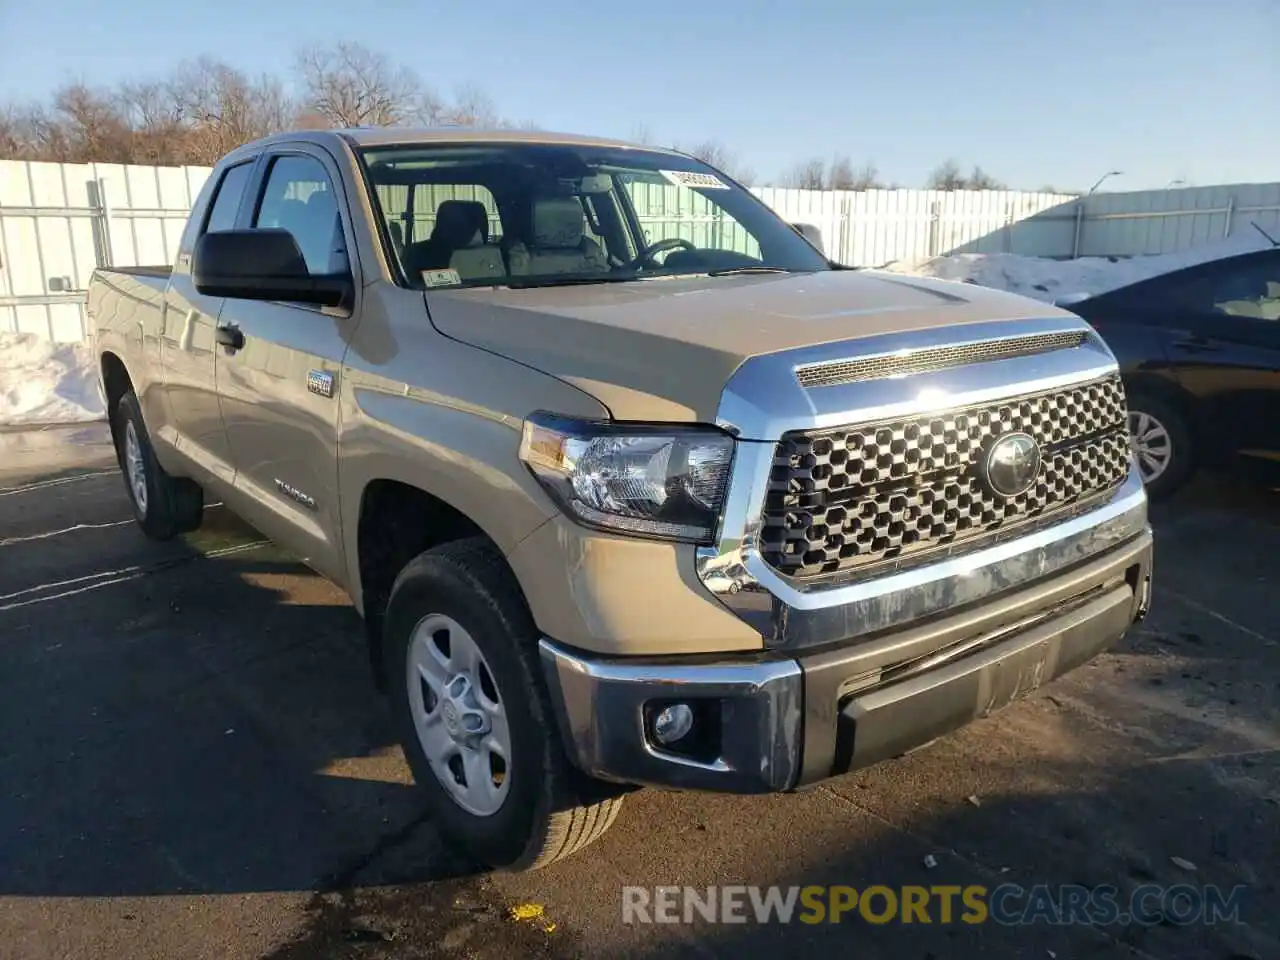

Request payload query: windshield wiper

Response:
[705,266,798,277]
[505,274,643,289]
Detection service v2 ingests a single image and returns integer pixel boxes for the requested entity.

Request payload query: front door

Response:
[1164,253,1280,467]
[213,145,360,583]
[159,159,258,486]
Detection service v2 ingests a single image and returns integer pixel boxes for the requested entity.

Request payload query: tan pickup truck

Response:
[90,128,1153,870]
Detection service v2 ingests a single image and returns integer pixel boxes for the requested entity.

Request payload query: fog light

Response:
[652,703,695,745]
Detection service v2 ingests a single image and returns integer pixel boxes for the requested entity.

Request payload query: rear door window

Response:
[204,162,254,234]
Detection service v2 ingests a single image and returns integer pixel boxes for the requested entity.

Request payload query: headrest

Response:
[269,198,308,229]
[531,197,585,248]
[432,200,489,248]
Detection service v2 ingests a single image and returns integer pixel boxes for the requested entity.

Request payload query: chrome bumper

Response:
[540,504,1153,793]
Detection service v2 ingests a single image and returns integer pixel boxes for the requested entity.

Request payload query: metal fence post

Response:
[96,177,115,267]
[1223,195,1235,239]
[1071,199,1085,259]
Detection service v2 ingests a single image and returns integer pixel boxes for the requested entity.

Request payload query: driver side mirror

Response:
[193,229,352,307]
[792,222,825,255]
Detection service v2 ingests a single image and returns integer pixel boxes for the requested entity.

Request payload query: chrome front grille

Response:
[793,331,1087,388]
[760,375,1131,580]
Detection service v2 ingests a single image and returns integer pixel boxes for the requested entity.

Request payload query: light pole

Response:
[1087,170,1123,195]
[1165,179,1186,189]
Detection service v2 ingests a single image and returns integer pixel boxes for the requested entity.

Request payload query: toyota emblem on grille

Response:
[982,432,1041,497]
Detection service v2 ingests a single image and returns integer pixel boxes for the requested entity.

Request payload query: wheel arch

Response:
[353,477,539,689]
[1122,370,1204,450]
[100,350,134,436]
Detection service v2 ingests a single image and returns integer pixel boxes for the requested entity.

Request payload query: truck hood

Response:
[425,270,1079,423]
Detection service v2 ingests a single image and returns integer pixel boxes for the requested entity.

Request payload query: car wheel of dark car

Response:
[1126,392,1194,499]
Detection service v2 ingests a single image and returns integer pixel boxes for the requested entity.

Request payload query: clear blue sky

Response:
[2,0,1275,189]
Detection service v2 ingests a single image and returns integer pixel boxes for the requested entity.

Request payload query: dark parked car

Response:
[1068,247,1280,498]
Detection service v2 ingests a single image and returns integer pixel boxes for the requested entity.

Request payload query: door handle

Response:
[215,323,245,351]
[1171,336,1218,354]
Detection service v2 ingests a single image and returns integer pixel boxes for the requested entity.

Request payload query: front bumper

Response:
[539,525,1152,793]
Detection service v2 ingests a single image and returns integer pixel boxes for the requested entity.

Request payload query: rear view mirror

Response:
[193,229,352,307]
[792,222,825,255]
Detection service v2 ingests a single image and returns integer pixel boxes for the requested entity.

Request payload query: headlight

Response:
[518,413,735,543]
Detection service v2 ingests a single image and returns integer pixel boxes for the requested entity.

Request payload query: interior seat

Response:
[508,197,607,276]
[403,200,493,277]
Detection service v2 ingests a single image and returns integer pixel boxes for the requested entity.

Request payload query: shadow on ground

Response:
[0,453,1276,959]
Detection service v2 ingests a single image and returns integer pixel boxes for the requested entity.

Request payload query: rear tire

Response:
[383,537,623,870]
[113,391,204,540]
[1126,391,1194,500]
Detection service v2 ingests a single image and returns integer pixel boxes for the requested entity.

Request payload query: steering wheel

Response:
[621,237,696,270]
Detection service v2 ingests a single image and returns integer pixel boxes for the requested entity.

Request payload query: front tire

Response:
[383,537,623,870]
[1126,391,1194,500]
[113,391,204,540]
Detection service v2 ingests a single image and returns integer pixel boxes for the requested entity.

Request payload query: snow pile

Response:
[882,232,1272,304]
[0,332,106,427]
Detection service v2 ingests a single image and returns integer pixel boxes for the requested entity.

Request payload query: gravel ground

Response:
[0,423,1276,960]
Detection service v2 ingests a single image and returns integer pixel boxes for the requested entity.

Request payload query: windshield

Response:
[358,142,830,290]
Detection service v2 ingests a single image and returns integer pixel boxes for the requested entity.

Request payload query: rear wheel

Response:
[113,391,204,540]
[1126,392,1193,500]
[384,537,623,870]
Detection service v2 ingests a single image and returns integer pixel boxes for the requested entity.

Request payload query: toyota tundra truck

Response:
[89,128,1153,870]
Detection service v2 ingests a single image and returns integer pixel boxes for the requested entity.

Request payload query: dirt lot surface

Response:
[1,423,1276,959]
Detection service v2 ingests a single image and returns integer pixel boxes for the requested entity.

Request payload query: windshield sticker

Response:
[421,268,461,288]
[660,169,730,190]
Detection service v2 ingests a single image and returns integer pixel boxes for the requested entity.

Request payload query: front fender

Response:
[336,306,608,611]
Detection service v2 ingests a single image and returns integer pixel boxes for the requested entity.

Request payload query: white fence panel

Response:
[0,159,212,342]
[1072,182,1280,258]
[3,157,1278,344]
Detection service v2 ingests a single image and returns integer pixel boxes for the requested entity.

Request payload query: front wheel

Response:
[383,537,623,870]
[1126,392,1194,500]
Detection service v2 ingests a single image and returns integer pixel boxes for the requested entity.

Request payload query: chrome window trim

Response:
[696,314,1149,649]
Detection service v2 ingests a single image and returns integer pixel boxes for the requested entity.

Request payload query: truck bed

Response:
[99,265,172,280]
[88,266,171,345]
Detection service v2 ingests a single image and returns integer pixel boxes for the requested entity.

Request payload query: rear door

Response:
[160,158,259,486]
[212,144,359,582]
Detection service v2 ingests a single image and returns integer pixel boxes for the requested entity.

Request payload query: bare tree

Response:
[0,105,39,159]
[630,122,654,145]
[828,155,855,190]
[829,156,883,190]
[296,42,421,128]
[785,157,827,190]
[966,165,1004,190]
[171,58,296,164]
[117,80,188,165]
[43,84,135,163]
[926,159,1005,190]
[440,84,501,127]
[682,139,755,185]
[926,158,965,190]
[0,46,528,164]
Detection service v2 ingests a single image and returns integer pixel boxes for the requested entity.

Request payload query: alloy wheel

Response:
[1128,409,1173,484]
[406,613,511,816]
